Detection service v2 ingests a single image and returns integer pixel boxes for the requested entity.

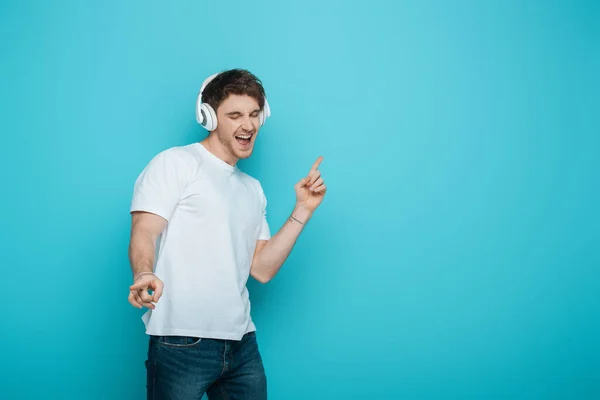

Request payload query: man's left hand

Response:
[295,156,327,212]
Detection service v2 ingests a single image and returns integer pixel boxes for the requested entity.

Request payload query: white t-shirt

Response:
[130,142,271,340]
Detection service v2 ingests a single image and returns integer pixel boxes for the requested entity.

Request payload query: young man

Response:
[127,69,326,400]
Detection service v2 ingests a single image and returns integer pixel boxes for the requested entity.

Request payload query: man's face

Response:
[214,94,261,160]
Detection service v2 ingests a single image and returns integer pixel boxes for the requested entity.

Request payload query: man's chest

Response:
[179,174,262,230]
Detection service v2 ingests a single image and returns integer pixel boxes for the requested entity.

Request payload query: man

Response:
[127,68,326,399]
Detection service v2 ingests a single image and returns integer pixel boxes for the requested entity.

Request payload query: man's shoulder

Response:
[152,143,203,168]
[159,143,200,159]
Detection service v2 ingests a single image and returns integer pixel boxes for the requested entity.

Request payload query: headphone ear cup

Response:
[260,99,271,126]
[197,72,220,130]
[200,103,218,131]
[196,93,204,125]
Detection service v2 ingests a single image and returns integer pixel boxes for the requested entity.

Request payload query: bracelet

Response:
[289,215,305,225]
[134,271,155,282]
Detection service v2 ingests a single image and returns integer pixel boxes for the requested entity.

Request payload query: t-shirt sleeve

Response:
[130,149,190,222]
[258,183,271,241]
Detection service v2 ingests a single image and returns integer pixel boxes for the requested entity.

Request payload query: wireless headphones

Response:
[196,72,271,131]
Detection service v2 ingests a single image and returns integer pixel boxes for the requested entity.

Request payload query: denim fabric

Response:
[145,332,267,400]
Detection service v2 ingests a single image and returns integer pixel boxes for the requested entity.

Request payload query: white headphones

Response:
[196,72,271,131]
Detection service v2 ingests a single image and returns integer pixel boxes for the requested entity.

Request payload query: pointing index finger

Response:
[309,156,324,174]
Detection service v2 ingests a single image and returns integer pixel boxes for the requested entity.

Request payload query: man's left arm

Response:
[250,156,326,283]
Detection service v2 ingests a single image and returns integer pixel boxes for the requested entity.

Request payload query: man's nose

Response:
[240,115,255,132]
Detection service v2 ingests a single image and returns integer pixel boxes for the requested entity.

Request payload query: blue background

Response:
[1,0,599,398]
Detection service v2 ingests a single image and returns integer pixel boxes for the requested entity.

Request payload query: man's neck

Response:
[200,134,238,166]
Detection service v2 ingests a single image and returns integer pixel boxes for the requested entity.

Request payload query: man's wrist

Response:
[133,271,155,282]
[291,205,313,225]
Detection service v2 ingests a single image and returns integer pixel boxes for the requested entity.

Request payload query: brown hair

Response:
[201,69,266,112]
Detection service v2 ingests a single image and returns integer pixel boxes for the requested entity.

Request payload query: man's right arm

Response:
[128,211,167,276]
[128,211,167,309]
[128,147,192,308]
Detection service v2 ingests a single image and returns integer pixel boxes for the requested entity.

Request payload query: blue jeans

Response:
[145,332,267,399]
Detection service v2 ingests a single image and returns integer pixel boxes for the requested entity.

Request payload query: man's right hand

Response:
[128,273,164,309]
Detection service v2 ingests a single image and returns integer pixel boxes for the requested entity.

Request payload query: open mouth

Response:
[235,133,253,147]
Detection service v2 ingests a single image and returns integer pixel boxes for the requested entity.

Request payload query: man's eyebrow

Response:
[225,109,261,116]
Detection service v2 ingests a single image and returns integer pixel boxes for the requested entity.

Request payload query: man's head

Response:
[201,69,267,162]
